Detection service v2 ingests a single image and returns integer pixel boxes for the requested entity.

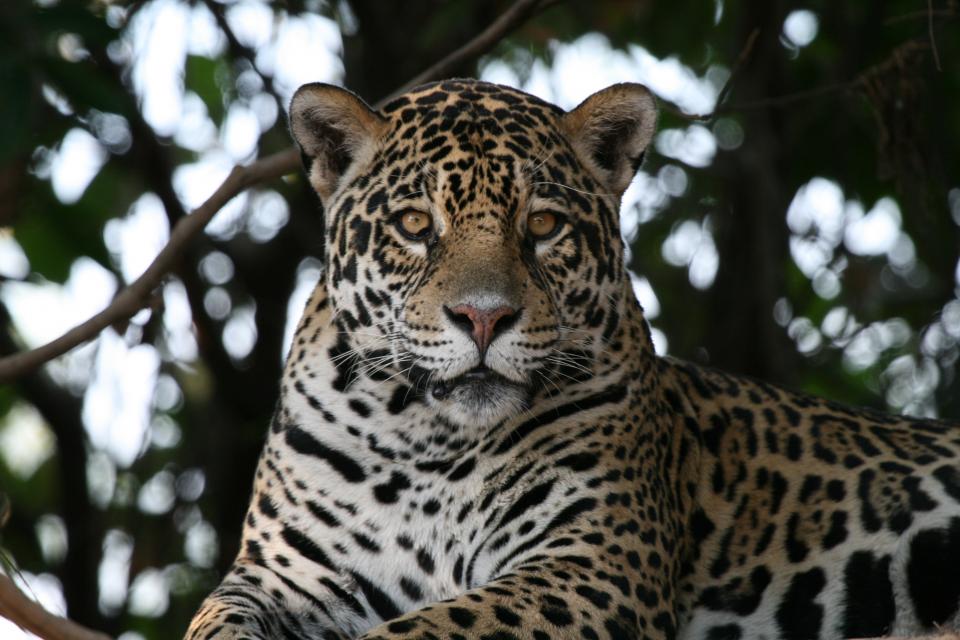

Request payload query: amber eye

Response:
[528,211,560,239]
[395,211,433,240]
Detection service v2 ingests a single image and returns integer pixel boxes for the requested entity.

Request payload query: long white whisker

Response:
[532,181,615,198]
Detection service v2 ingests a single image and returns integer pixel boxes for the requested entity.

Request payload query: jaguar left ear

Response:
[290,83,388,202]
[561,83,658,197]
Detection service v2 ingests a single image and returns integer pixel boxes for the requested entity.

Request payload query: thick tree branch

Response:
[0,0,560,384]
[0,574,110,640]
[0,152,289,383]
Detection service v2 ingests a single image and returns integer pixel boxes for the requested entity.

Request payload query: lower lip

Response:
[431,370,497,399]
[463,369,492,381]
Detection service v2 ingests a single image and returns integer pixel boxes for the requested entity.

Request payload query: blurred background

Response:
[0,0,957,637]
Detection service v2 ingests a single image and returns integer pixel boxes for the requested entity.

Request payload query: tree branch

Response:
[0,0,560,384]
[200,0,285,103]
[659,26,759,122]
[0,574,110,640]
[927,0,943,71]
[380,0,550,103]
[664,33,940,124]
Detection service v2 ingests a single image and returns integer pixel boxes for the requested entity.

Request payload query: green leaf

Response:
[185,55,227,126]
[15,161,133,282]
[0,63,34,164]
[33,5,118,50]
[41,58,134,118]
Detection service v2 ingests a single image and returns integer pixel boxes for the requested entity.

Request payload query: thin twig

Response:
[661,26,760,122]
[713,28,760,114]
[884,7,955,24]
[381,0,551,103]
[722,80,853,111]
[928,0,943,71]
[0,574,110,640]
[0,0,562,384]
[666,34,937,121]
[201,0,284,102]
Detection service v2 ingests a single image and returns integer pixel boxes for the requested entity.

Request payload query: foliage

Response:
[0,0,957,636]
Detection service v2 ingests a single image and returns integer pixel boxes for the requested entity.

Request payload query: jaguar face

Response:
[290,80,657,427]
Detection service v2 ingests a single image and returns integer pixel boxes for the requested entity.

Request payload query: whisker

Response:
[532,181,615,198]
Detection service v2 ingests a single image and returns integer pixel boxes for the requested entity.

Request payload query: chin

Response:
[428,370,530,428]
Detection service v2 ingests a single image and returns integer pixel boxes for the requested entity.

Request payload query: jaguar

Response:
[186,78,960,640]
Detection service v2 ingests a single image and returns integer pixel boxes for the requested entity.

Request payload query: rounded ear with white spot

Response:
[289,83,387,202]
[561,83,658,197]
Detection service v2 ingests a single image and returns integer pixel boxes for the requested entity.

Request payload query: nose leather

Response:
[446,304,518,354]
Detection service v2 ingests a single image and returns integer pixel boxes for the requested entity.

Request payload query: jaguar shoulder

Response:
[186,79,960,640]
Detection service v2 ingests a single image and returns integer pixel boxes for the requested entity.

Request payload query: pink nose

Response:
[445,304,520,354]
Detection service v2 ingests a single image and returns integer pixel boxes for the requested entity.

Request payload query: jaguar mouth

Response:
[411,363,532,427]
[430,366,515,399]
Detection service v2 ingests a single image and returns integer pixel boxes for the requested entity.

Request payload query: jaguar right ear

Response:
[289,83,387,202]
[561,83,658,198]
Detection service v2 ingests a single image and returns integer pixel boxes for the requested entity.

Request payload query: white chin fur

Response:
[430,381,528,428]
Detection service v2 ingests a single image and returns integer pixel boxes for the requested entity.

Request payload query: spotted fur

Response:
[186,79,960,640]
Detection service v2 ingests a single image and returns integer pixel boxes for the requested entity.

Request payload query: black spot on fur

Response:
[280,525,336,571]
[776,568,826,640]
[351,571,402,621]
[448,606,476,629]
[857,469,882,532]
[416,548,435,575]
[373,471,411,504]
[540,595,573,627]
[699,565,771,616]
[707,624,743,640]
[448,457,476,482]
[842,551,894,638]
[575,585,611,610]
[258,494,278,519]
[933,465,960,501]
[494,605,521,627]
[348,398,371,418]
[785,513,809,563]
[387,385,415,414]
[387,618,416,633]
[822,511,848,549]
[285,425,366,482]
[907,517,960,627]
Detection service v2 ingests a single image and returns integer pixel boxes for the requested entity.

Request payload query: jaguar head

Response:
[290,79,656,428]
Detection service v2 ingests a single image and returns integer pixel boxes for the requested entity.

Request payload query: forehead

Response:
[379,80,567,165]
